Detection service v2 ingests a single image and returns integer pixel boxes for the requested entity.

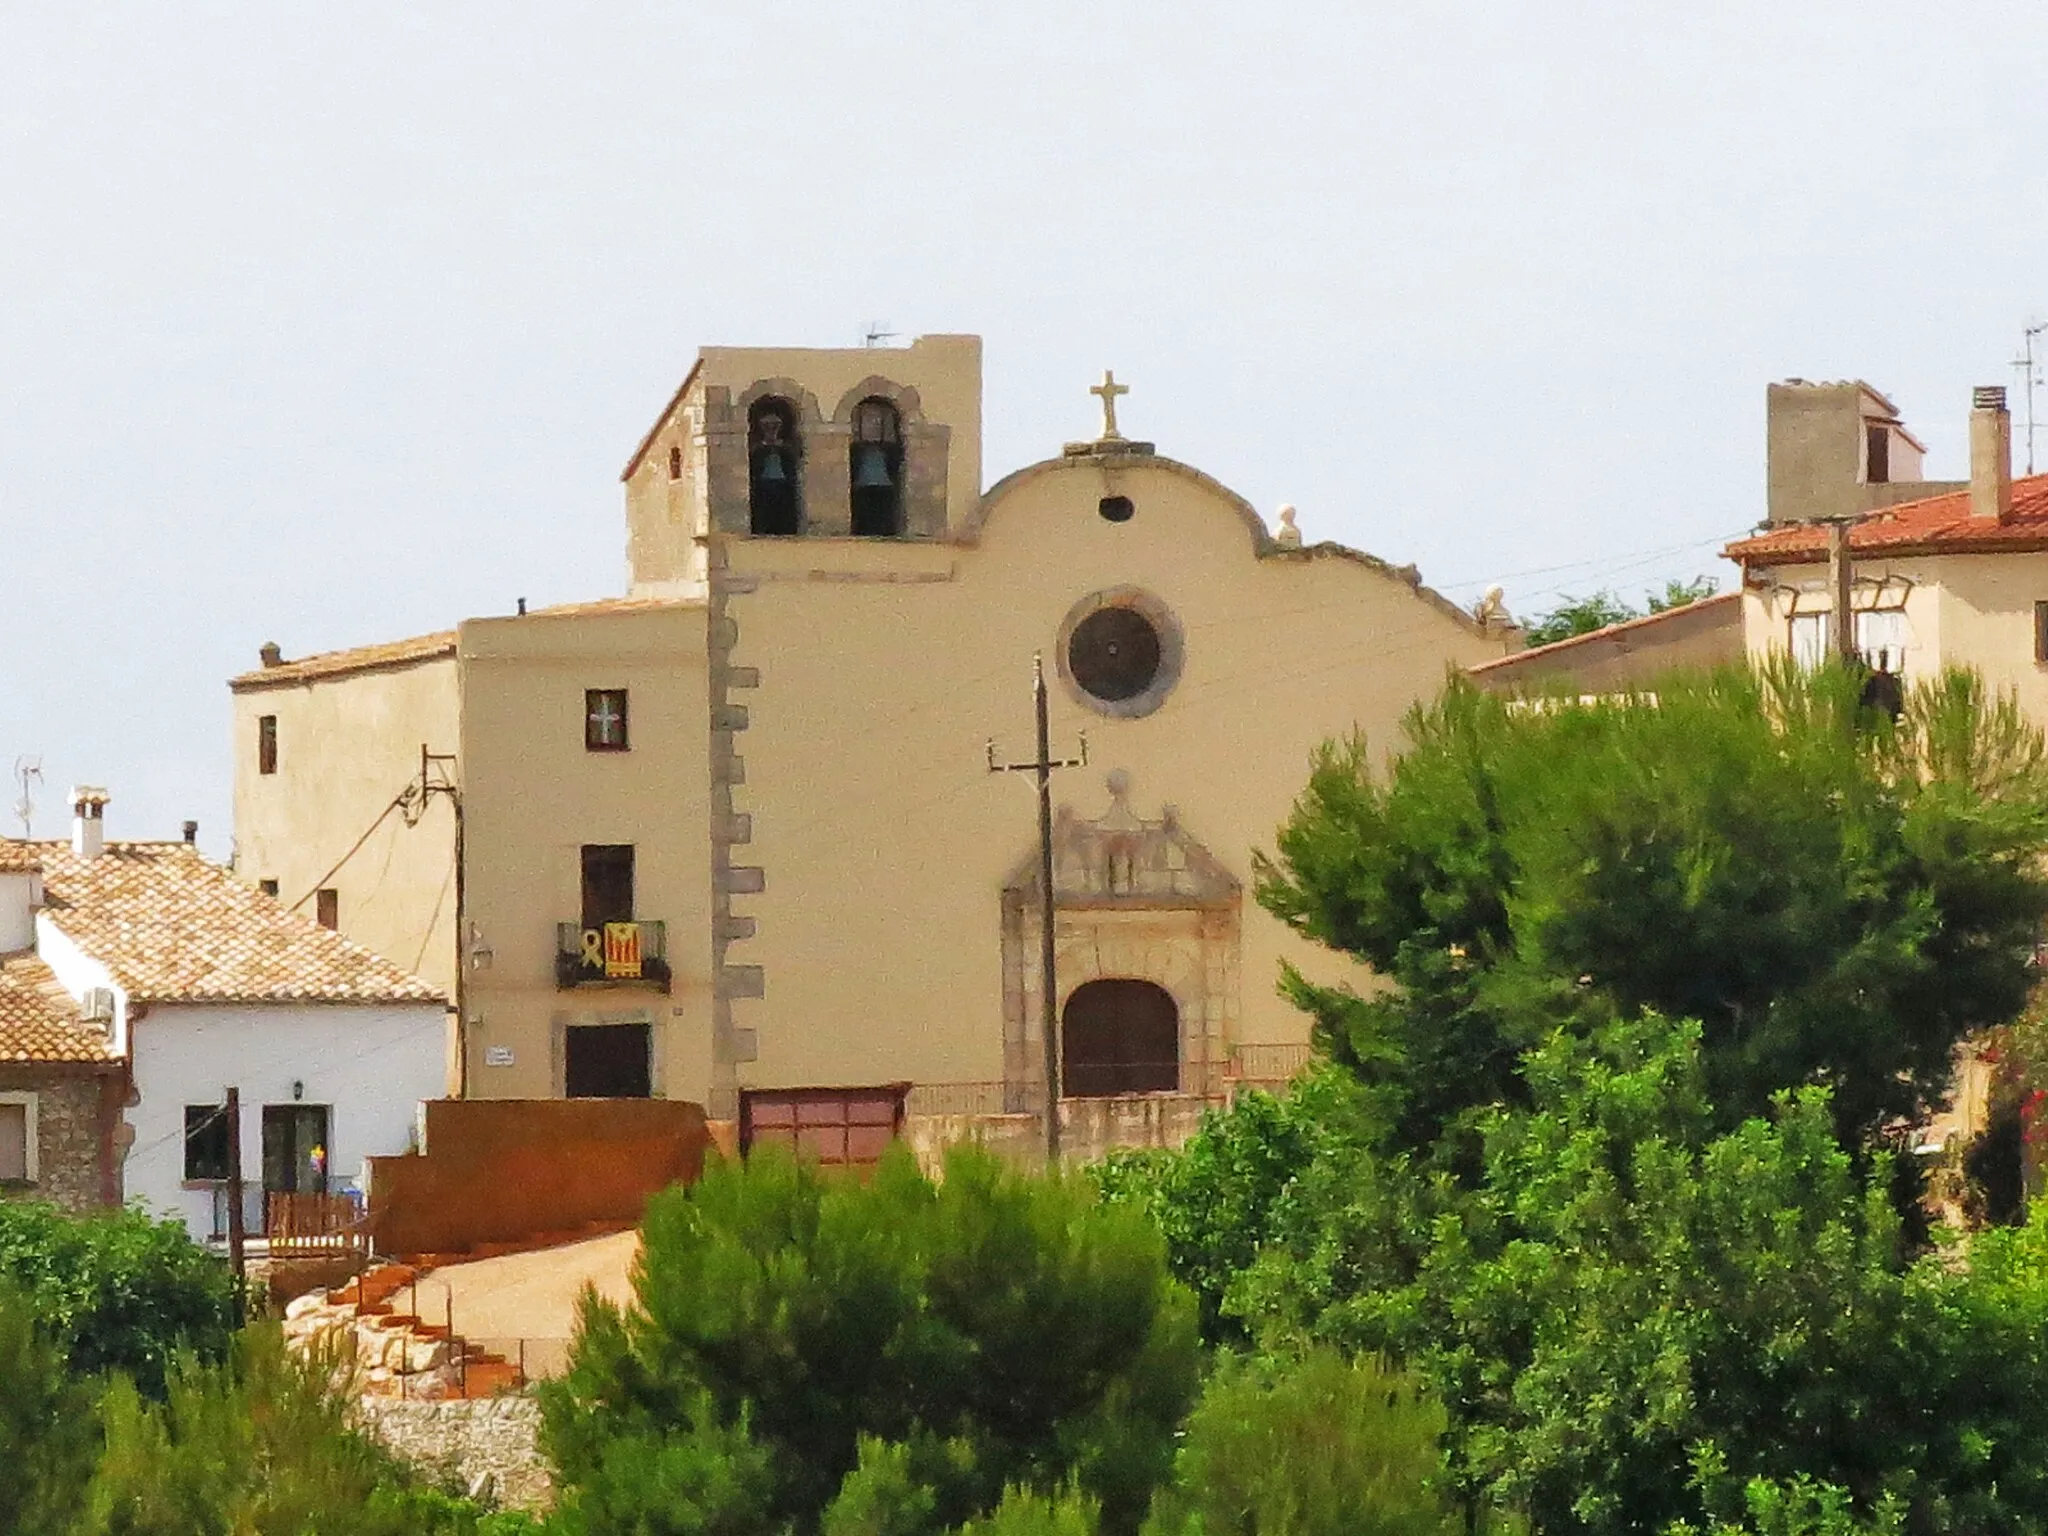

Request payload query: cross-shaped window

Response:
[586,689,630,751]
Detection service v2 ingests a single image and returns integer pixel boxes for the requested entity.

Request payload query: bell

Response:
[756,449,787,484]
[852,445,894,489]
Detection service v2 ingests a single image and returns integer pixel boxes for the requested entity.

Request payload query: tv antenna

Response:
[862,320,897,349]
[12,756,42,840]
[2012,320,2047,474]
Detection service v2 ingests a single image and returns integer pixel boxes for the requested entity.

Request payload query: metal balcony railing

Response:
[555,920,671,991]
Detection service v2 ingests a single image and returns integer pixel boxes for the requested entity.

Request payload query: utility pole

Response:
[1827,516,1857,662]
[224,1086,247,1296]
[987,655,1087,1163]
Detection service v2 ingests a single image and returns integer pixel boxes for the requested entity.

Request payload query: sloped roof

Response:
[0,953,112,1064]
[4,841,441,1006]
[229,631,457,691]
[1726,474,2048,564]
[1468,592,1741,676]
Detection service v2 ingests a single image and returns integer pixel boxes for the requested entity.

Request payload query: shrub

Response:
[0,1279,99,1535]
[0,1199,236,1395]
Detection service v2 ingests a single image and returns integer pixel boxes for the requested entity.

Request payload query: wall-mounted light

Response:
[292,1079,304,1102]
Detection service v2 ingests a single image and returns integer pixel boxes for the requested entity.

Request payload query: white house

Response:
[2,789,444,1243]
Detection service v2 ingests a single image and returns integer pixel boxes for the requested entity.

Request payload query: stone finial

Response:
[1274,504,1301,548]
[259,641,284,668]
[1474,584,1509,626]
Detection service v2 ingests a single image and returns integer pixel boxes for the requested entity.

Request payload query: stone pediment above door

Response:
[1003,771,1240,910]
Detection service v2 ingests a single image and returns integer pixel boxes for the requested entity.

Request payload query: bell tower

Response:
[620,334,983,597]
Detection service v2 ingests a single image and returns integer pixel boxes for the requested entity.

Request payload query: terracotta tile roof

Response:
[0,954,112,1064]
[20,842,441,1006]
[229,630,457,691]
[1726,474,2048,564]
[1468,592,1741,675]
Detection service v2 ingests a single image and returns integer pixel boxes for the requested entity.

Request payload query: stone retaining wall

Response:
[358,1396,551,1514]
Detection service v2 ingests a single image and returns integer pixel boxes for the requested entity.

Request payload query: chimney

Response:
[259,642,283,668]
[181,820,198,846]
[70,786,109,860]
[1971,385,2013,522]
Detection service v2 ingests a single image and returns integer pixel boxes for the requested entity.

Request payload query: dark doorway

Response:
[580,845,635,929]
[261,1104,330,1194]
[1061,979,1180,1097]
[566,1022,652,1098]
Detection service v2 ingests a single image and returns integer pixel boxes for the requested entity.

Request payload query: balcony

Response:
[556,920,671,992]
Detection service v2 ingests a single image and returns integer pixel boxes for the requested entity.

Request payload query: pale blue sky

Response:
[4,4,2045,853]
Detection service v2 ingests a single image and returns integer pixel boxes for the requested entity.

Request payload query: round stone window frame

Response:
[1055,586,1185,719]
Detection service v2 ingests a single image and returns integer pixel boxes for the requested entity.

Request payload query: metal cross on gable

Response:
[1090,370,1129,441]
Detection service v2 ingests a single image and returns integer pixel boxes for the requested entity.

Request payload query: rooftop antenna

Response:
[2012,320,2047,474]
[862,320,897,349]
[12,756,42,840]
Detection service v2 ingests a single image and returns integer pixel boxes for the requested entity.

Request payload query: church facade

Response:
[232,335,1517,1146]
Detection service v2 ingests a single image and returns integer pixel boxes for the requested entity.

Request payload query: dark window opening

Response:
[740,1086,905,1167]
[566,1023,652,1098]
[258,879,279,898]
[667,444,683,480]
[183,1105,231,1182]
[585,688,630,751]
[748,398,802,536]
[850,397,904,537]
[258,715,278,776]
[2035,601,2048,666]
[1061,979,1179,1097]
[314,888,338,930]
[261,1104,330,1194]
[1068,606,1164,703]
[1098,495,1134,523]
[581,844,635,929]
[0,1102,25,1182]
[1866,423,1890,484]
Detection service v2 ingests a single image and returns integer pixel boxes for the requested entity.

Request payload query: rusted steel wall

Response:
[366,1098,708,1256]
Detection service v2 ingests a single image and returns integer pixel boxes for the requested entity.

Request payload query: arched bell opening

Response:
[748,397,802,535]
[1061,978,1179,1097]
[849,396,904,536]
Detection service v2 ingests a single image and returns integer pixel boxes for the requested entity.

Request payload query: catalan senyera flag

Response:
[603,922,643,979]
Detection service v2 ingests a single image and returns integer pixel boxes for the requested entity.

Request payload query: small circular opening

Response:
[1098,495,1135,523]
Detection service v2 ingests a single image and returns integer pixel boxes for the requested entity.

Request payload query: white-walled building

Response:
[1,791,443,1242]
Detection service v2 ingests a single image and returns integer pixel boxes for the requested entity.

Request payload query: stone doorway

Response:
[1062,979,1179,1096]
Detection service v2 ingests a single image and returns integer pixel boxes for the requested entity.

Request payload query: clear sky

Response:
[4,4,2045,854]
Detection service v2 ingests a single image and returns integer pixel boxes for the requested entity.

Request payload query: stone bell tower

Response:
[618,334,985,598]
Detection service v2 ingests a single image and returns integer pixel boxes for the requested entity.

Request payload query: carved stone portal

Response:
[999,772,1241,1113]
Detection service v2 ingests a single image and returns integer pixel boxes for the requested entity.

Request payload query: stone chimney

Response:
[1971,385,2013,522]
[70,787,109,860]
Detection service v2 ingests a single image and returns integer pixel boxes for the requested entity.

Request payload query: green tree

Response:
[1141,1349,1488,1536]
[0,1281,99,1536]
[1255,665,2048,1165]
[0,1200,237,1396]
[1646,576,1718,613]
[1522,591,1638,647]
[542,1145,1200,1536]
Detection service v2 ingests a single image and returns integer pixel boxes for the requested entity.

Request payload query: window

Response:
[1069,607,1164,703]
[1866,423,1890,484]
[258,715,278,775]
[258,879,279,898]
[1061,979,1180,1097]
[315,888,338,930]
[667,444,683,480]
[849,397,904,537]
[0,1095,32,1183]
[183,1104,230,1182]
[1855,609,1909,677]
[1789,612,1830,670]
[581,844,635,929]
[1098,495,1135,523]
[585,689,630,751]
[748,398,802,536]
[2036,601,2048,666]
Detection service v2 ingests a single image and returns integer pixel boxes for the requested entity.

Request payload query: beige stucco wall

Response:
[456,603,715,1104]
[230,657,461,1005]
[1472,594,1742,694]
[715,452,1510,1102]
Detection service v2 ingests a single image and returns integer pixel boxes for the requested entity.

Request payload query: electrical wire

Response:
[285,793,408,914]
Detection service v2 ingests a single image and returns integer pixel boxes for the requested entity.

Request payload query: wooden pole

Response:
[1829,518,1856,662]
[224,1087,246,1294]
[1032,656,1062,1164]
